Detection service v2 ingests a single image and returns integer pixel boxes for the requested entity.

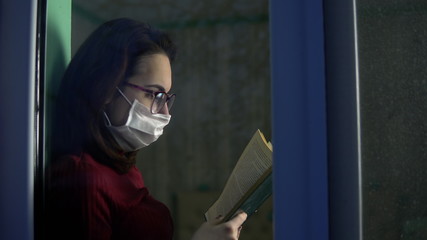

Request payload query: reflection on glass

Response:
[46,1,271,239]
[357,1,427,239]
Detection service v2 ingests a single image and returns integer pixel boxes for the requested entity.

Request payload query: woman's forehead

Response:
[129,53,172,91]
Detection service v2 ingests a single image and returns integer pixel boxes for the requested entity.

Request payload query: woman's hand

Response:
[191,211,247,240]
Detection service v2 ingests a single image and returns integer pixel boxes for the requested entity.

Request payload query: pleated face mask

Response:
[104,88,171,152]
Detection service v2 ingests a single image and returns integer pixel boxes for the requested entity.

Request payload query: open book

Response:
[205,129,273,223]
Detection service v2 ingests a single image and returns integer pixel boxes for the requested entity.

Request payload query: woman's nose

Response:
[158,103,169,115]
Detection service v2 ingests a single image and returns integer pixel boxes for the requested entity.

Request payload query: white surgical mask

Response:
[104,88,171,152]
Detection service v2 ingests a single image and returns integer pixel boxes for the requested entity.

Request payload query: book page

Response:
[205,130,272,223]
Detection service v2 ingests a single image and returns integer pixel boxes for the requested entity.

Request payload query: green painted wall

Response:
[45,0,71,162]
[46,0,71,95]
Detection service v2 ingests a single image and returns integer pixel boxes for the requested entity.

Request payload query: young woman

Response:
[46,18,246,240]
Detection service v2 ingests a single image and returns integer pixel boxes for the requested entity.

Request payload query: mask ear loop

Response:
[116,87,132,105]
[104,87,132,127]
[103,112,112,126]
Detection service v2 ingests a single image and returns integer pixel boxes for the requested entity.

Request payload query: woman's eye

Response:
[144,92,154,99]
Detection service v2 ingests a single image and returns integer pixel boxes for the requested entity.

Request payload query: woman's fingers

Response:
[221,212,246,239]
[237,225,243,238]
[191,212,247,240]
[211,214,224,225]
[228,211,247,228]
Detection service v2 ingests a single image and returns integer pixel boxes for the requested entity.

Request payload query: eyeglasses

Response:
[125,82,175,114]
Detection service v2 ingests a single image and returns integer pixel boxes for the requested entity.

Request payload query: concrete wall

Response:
[357,1,427,239]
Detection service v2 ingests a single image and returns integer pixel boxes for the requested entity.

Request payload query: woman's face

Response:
[106,53,172,126]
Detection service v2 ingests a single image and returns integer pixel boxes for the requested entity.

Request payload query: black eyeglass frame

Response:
[124,82,175,114]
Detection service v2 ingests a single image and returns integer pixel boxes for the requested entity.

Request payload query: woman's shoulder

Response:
[48,152,146,203]
[48,152,117,187]
[51,152,109,172]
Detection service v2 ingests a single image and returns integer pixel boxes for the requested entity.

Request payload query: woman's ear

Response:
[104,97,113,105]
[104,87,121,105]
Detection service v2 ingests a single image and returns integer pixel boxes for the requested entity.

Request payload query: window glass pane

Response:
[47,1,272,239]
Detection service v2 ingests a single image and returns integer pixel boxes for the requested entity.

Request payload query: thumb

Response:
[228,211,247,227]
[211,215,224,225]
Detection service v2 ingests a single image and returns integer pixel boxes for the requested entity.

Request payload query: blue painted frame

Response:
[270,0,329,239]
[0,1,37,240]
[324,0,362,239]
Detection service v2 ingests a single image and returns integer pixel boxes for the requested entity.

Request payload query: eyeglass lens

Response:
[151,93,175,113]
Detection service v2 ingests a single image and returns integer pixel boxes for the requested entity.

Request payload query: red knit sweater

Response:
[46,152,173,240]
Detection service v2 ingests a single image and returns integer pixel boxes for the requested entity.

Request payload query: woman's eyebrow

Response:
[144,84,165,92]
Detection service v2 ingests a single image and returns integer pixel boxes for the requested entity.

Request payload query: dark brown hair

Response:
[51,18,176,173]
